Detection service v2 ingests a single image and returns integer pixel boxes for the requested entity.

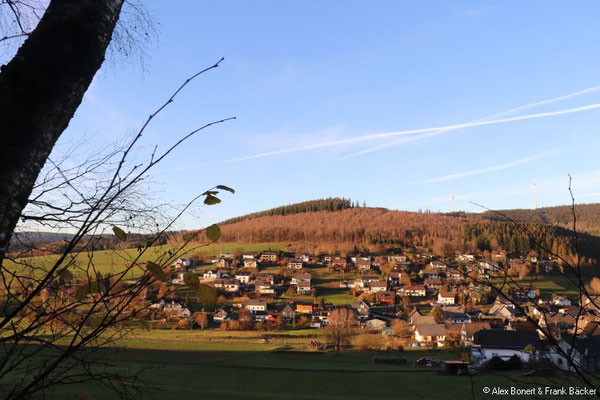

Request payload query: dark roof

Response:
[474,329,548,350]
[563,335,600,357]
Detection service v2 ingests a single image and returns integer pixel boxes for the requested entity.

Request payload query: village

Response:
[140,248,600,374]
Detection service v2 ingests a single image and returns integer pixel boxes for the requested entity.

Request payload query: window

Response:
[557,358,563,365]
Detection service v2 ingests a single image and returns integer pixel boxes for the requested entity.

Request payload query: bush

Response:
[355,333,385,351]
[374,356,407,365]
[485,355,522,371]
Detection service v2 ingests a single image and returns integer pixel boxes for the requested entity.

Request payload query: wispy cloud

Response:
[340,85,600,159]
[419,149,563,184]
[223,102,600,163]
[579,192,600,198]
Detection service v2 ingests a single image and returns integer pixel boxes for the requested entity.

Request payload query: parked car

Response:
[416,357,441,367]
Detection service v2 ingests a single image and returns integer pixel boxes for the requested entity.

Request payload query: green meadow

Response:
[39,329,582,400]
[5,242,288,278]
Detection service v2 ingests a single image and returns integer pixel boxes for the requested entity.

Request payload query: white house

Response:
[235,271,252,284]
[471,330,545,366]
[203,270,221,280]
[246,299,267,313]
[297,281,312,295]
[368,281,388,293]
[438,291,456,306]
[414,324,447,346]
[223,278,241,293]
[287,259,304,269]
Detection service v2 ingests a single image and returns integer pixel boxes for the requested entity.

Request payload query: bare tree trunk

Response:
[0,0,124,262]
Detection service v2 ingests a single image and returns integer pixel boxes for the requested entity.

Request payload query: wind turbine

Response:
[449,193,455,212]
[532,180,538,210]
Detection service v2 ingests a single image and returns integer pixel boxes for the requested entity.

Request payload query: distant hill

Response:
[13,199,600,261]
[479,203,600,236]
[9,231,76,252]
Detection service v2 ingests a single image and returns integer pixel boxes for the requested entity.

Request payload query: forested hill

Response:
[220,197,356,224]
[479,203,600,236]
[211,207,600,260]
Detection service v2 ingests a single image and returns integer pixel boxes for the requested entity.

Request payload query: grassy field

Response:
[5,242,288,278]
[491,273,581,296]
[39,328,583,400]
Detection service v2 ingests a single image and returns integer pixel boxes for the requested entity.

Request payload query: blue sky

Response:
[60,1,600,229]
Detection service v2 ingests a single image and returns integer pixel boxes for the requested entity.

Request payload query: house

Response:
[213,308,231,322]
[429,260,447,271]
[388,255,407,262]
[411,313,436,325]
[480,261,500,272]
[287,259,304,269]
[163,301,191,320]
[445,269,463,282]
[582,295,600,311]
[489,303,517,321]
[365,317,388,330]
[357,259,372,272]
[471,330,547,366]
[203,270,221,280]
[322,255,334,264]
[512,286,541,301]
[291,273,311,285]
[280,303,296,321]
[438,291,456,306]
[175,258,197,268]
[443,306,469,323]
[330,257,348,270]
[256,283,275,295]
[388,271,403,285]
[368,281,388,293]
[420,267,438,280]
[424,278,442,291]
[215,258,232,269]
[398,285,426,297]
[297,281,312,295]
[223,278,241,293]
[295,302,314,314]
[414,324,447,345]
[243,259,258,269]
[246,299,267,313]
[235,271,252,284]
[552,294,572,307]
[295,253,311,263]
[352,299,372,317]
[211,279,225,289]
[259,252,278,263]
[550,335,600,372]
[376,291,396,305]
[460,322,491,345]
[457,254,475,262]
[256,273,275,285]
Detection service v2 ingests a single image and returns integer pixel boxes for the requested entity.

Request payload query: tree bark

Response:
[0,0,124,262]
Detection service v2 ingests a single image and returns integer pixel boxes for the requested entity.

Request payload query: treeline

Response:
[463,221,600,261]
[480,203,600,236]
[221,197,356,225]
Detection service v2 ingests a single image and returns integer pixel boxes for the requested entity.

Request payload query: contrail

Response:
[419,149,563,184]
[224,102,600,163]
[340,85,600,159]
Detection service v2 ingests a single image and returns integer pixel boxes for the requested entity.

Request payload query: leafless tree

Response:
[0,62,235,399]
[325,308,357,352]
[1,9,236,394]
